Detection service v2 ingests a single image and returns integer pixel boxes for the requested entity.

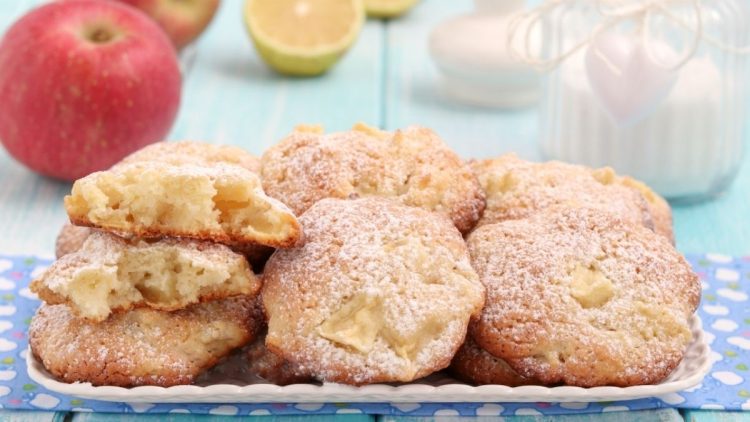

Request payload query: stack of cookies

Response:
[29,123,701,389]
[29,142,301,387]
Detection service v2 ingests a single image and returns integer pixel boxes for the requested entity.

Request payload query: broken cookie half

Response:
[31,231,261,322]
[64,160,301,248]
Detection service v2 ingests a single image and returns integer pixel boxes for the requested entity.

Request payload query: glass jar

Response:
[537,0,750,201]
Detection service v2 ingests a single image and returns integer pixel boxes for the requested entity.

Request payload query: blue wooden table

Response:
[0,1,748,421]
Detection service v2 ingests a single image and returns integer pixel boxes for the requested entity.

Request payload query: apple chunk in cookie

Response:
[64,161,301,248]
[31,231,260,322]
[262,197,485,385]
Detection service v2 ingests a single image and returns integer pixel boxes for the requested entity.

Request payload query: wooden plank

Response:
[381,408,683,421]
[683,410,750,422]
[168,2,385,153]
[72,413,374,422]
[0,410,66,422]
[383,1,539,159]
[383,0,750,255]
[671,162,750,256]
[0,0,384,256]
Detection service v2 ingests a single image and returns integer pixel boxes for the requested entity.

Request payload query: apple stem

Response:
[87,27,114,44]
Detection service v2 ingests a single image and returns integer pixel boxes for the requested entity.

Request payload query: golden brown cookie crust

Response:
[262,197,485,385]
[468,207,699,387]
[260,124,485,234]
[471,155,655,233]
[55,223,92,259]
[620,175,674,243]
[29,297,262,387]
[450,336,538,387]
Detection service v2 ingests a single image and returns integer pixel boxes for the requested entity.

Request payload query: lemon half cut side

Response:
[244,0,365,76]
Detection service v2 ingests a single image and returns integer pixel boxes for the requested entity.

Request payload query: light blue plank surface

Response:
[683,410,750,422]
[0,410,65,422]
[380,408,683,421]
[169,1,385,153]
[385,2,541,159]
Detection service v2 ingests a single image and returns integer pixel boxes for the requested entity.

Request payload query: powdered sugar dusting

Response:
[260,125,485,233]
[467,207,700,387]
[471,155,654,232]
[262,197,485,384]
[28,297,260,387]
[117,141,261,174]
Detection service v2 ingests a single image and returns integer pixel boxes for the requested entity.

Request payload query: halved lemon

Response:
[244,0,365,76]
[364,0,419,18]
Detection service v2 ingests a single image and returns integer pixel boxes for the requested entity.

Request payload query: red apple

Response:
[113,0,220,50]
[0,0,181,181]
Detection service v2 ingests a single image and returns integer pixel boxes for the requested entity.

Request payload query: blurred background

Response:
[0,0,748,256]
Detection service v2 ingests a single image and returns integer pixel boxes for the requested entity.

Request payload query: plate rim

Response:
[26,315,712,403]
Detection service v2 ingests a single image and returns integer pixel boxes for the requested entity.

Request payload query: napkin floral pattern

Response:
[0,253,747,417]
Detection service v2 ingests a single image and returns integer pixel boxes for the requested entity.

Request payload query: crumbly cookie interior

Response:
[33,235,256,322]
[65,163,296,245]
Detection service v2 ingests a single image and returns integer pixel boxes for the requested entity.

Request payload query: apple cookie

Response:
[467,207,700,387]
[471,154,667,237]
[262,197,485,385]
[29,296,261,387]
[64,160,300,248]
[450,336,537,387]
[260,123,485,234]
[55,222,92,258]
[32,231,260,322]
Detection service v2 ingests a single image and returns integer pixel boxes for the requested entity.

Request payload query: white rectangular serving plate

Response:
[27,315,711,404]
